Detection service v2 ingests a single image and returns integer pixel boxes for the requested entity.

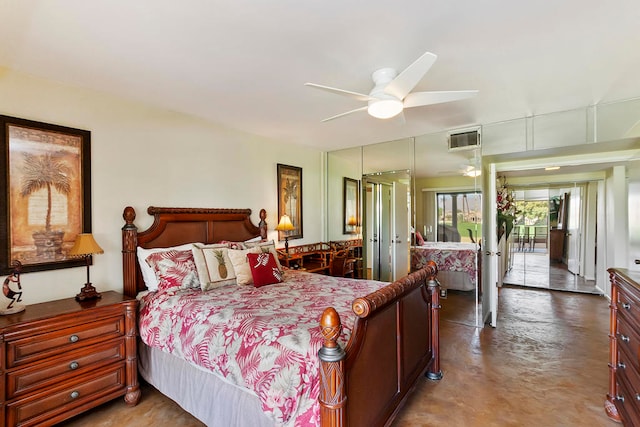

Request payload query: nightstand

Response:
[0,291,140,427]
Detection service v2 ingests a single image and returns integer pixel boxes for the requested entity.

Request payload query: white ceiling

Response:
[1,1,640,161]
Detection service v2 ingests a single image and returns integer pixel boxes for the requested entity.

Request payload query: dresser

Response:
[0,291,140,427]
[606,268,640,425]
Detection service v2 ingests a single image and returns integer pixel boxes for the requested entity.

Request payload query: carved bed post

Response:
[259,209,268,240]
[122,207,138,298]
[318,307,346,427]
[426,262,443,380]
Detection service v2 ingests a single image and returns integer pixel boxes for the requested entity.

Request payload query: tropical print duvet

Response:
[138,270,387,426]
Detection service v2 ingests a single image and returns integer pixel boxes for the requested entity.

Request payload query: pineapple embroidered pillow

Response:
[192,243,237,290]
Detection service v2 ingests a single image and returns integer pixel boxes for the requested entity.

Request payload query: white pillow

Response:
[137,243,198,291]
[227,247,262,285]
[244,235,263,244]
[244,240,283,271]
[192,243,237,290]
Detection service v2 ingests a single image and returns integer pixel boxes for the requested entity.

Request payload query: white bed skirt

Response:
[138,342,274,427]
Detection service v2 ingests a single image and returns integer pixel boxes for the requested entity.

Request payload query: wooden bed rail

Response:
[318,261,441,427]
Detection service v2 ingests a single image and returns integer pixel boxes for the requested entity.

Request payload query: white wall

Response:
[0,69,323,304]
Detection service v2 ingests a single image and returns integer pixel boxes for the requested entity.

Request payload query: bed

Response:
[411,242,480,292]
[121,206,441,427]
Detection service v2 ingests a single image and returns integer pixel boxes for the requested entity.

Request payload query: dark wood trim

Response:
[121,206,266,298]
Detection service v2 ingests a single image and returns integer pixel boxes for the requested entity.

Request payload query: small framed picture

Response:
[277,163,302,240]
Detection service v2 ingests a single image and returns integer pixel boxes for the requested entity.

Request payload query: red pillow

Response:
[247,252,283,287]
[415,231,425,246]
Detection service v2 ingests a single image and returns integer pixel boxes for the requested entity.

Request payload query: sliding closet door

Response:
[392,181,409,280]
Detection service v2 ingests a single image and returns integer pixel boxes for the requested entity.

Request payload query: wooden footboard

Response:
[318,261,441,427]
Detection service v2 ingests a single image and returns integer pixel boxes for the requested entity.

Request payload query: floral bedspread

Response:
[411,242,478,285]
[138,270,387,426]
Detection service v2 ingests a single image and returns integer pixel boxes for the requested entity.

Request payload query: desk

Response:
[278,242,330,274]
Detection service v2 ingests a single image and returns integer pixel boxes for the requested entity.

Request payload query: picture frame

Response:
[0,115,92,274]
[343,177,359,235]
[277,163,302,241]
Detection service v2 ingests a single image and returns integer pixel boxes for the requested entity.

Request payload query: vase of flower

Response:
[496,177,518,241]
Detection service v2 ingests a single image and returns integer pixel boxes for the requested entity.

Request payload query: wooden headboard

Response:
[121,206,267,298]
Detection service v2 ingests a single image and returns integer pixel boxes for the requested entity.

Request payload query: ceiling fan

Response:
[438,157,482,177]
[305,51,478,122]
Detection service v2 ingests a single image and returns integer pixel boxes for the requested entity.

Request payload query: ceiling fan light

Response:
[464,168,481,177]
[368,99,403,119]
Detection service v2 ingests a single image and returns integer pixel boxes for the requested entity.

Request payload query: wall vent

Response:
[448,128,481,151]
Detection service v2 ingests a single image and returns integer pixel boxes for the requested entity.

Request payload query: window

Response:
[436,191,482,243]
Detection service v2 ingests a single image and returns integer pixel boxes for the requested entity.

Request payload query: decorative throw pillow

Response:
[219,240,247,250]
[137,243,198,291]
[145,249,200,291]
[247,252,283,287]
[415,231,425,246]
[191,243,236,290]
[244,240,283,271]
[227,247,262,285]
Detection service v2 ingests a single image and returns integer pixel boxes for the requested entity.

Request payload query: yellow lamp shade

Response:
[275,215,295,231]
[68,233,104,257]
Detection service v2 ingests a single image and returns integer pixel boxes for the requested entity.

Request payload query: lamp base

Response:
[76,282,102,301]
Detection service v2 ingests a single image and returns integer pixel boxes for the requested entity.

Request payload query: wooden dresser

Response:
[606,268,640,425]
[0,291,140,427]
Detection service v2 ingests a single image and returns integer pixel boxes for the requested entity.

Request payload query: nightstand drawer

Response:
[6,362,127,427]
[6,315,125,368]
[7,339,126,399]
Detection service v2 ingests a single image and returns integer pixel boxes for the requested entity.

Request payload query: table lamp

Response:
[275,214,295,253]
[68,233,104,301]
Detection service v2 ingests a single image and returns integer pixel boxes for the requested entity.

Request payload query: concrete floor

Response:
[61,286,617,427]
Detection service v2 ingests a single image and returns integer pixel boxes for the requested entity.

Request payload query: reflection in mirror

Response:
[362,139,414,282]
[414,132,482,327]
[501,176,601,296]
[363,170,411,282]
[327,147,362,242]
[343,177,359,235]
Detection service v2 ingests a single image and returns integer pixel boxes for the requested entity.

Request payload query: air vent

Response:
[448,128,481,151]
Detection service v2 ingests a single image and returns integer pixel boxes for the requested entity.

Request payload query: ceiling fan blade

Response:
[384,51,438,100]
[403,90,478,108]
[321,106,369,122]
[305,83,372,101]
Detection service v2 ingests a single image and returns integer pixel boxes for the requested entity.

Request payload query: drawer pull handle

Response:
[70,391,80,399]
[69,335,79,343]
[621,334,631,343]
[622,302,631,310]
[69,361,79,370]
[617,394,625,402]
[618,361,627,369]
[636,394,640,401]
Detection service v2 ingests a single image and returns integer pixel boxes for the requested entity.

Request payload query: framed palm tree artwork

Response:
[0,115,91,274]
[277,164,302,242]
